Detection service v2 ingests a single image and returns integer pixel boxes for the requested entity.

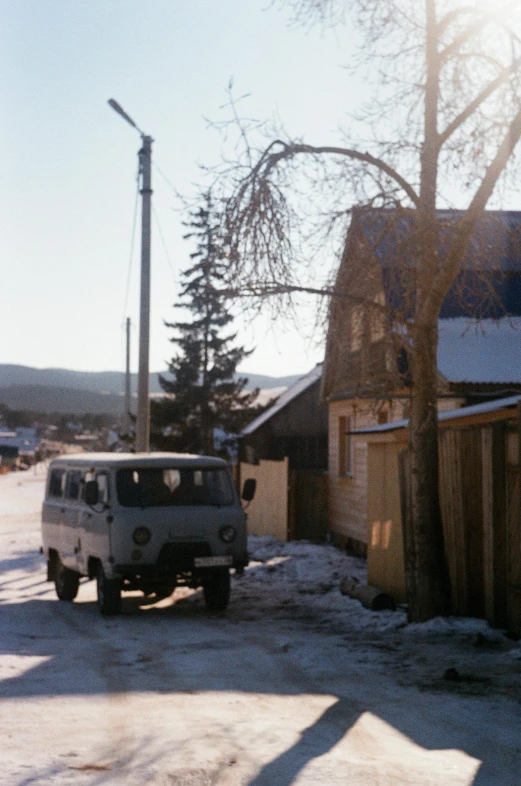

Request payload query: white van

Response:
[41,452,255,615]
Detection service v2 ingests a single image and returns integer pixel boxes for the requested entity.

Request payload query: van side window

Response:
[49,468,65,498]
[65,471,82,500]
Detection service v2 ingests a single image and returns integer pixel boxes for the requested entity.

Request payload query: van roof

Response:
[48,452,229,470]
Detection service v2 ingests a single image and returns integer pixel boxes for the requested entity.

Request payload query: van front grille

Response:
[156,542,211,572]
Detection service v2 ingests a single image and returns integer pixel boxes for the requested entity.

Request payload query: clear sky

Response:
[2,0,359,378]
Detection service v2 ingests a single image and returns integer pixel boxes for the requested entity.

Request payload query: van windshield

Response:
[116,467,235,508]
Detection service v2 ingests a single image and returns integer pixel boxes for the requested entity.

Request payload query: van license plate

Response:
[194,556,233,567]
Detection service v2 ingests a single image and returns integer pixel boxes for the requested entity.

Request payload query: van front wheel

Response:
[203,569,230,612]
[55,556,80,601]
[96,565,121,616]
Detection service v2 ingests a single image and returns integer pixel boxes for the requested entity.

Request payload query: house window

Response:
[339,416,353,476]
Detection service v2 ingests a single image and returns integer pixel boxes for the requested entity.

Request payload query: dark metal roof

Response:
[357,209,521,319]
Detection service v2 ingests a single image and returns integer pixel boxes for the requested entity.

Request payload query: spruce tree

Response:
[151,192,259,455]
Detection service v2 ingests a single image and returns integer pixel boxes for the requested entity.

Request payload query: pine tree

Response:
[151,192,259,455]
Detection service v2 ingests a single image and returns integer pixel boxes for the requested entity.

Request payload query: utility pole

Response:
[108,99,153,452]
[124,317,132,440]
[135,135,152,452]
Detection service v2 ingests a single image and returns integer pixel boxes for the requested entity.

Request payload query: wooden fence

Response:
[239,459,329,543]
[401,420,521,634]
[240,458,289,541]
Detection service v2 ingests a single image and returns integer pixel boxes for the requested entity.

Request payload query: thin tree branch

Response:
[439,55,521,145]
[424,105,521,320]
[218,281,406,325]
[437,6,480,37]
[440,2,520,62]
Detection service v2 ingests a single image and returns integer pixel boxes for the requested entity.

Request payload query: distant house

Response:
[0,427,40,466]
[0,444,19,470]
[322,209,521,554]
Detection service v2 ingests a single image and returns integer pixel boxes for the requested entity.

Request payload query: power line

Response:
[152,204,177,284]
[153,161,179,199]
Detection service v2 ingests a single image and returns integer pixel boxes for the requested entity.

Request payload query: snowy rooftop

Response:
[438,317,521,384]
[353,394,521,435]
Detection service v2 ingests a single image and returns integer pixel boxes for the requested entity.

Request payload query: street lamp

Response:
[108,99,153,453]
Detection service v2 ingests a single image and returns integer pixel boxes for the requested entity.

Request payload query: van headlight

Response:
[219,525,237,543]
[133,527,151,546]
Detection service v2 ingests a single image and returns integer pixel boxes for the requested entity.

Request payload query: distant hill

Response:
[0,364,302,393]
[0,364,164,394]
[0,384,124,416]
[0,364,304,416]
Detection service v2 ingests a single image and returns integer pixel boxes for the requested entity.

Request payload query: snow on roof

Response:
[241,364,323,436]
[353,394,521,435]
[437,317,521,383]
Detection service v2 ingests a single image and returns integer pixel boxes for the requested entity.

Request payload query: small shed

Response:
[240,364,327,470]
[240,365,329,541]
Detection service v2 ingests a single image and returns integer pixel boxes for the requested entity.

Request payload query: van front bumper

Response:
[114,542,248,579]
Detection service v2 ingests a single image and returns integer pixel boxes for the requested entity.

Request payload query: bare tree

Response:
[214,0,521,621]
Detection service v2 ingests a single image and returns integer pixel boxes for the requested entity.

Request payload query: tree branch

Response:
[254,140,420,207]
[439,55,521,145]
[439,2,520,63]
[437,6,480,37]
[218,281,406,325]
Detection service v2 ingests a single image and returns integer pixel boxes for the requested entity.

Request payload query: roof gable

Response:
[242,364,323,435]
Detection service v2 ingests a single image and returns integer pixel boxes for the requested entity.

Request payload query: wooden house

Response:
[322,208,521,556]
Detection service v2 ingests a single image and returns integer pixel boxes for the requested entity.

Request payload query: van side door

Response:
[42,466,67,549]
[61,469,83,570]
[78,471,111,571]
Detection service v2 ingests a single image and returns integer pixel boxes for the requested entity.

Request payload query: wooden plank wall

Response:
[411,421,520,634]
[439,427,484,617]
[506,423,521,634]
[240,458,288,542]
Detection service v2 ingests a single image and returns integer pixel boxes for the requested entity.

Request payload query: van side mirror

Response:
[241,478,256,503]
[84,480,99,506]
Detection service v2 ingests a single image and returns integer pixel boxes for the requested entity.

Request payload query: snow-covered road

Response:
[1,466,520,785]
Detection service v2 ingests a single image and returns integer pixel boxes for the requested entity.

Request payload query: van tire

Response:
[203,569,230,612]
[96,565,121,616]
[54,556,80,601]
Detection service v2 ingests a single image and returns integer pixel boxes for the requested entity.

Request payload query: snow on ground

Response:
[0,465,520,785]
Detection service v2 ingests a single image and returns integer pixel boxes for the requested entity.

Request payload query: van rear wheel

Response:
[96,564,121,616]
[203,569,230,612]
[54,556,80,601]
